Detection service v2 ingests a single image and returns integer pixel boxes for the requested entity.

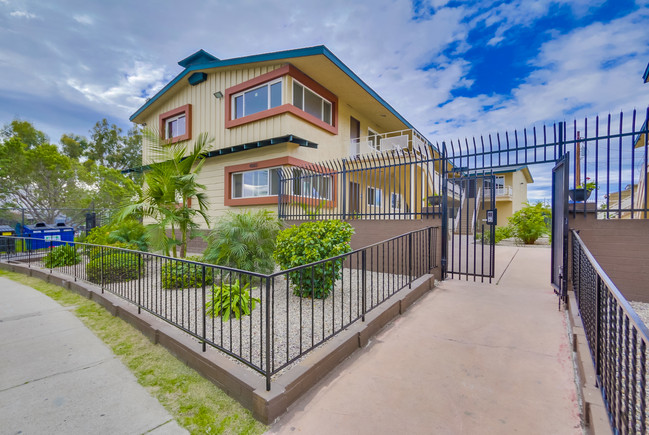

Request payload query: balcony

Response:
[484,186,513,199]
[349,129,429,157]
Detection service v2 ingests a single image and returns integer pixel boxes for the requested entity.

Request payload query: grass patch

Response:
[0,270,266,435]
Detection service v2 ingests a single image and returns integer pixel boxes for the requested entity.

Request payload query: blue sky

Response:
[0,0,648,201]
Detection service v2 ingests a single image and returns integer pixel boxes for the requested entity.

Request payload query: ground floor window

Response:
[291,169,333,199]
[390,192,402,209]
[367,186,382,207]
[231,167,281,198]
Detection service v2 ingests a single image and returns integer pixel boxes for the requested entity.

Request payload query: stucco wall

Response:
[569,210,649,302]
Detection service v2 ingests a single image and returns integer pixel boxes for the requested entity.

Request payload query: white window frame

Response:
[367,186,383,207]
[495,175,505,189]
[231,167,281,199]
[292,79,333,125]
[232,78,282,120]
[165,113,186,139]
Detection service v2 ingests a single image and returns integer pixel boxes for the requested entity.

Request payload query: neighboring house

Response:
[130,46,443,226]
[450,166,533,233]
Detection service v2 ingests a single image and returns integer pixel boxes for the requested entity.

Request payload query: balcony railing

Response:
[350,129,429,157]
[483,186,513,198]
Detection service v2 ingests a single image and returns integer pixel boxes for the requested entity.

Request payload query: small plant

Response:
[43,244,81,268]
[205,280,260,321]
[108,219,148,252]
[203,210,282,280]
[292,200,325,217]
[475,226,513,244]
[577,177,597,191]
[87,252,140,284]
[160,255,212,289]
[507,202,551,245]
[273,220,354,299]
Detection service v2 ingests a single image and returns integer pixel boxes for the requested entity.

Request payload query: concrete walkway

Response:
[268,246,582,434]
[0,277,187,435]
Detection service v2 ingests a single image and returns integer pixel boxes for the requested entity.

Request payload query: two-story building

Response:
[130,46,443,225]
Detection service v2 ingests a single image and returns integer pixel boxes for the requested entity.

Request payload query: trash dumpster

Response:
[22,222,75,250]
[0,225,15,254]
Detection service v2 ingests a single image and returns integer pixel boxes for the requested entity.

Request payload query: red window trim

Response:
[159,104,192,143]
[224,156,338,207]
[224,65,338,134]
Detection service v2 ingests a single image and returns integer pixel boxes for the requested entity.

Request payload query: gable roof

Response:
[464,165,534,183]
[644,61,649,83]
[130,45,430,146]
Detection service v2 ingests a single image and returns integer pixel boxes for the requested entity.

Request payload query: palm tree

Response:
[118,132,212,258]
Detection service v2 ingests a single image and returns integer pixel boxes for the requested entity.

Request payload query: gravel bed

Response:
[629,302,649,331]
[38,256,410,377]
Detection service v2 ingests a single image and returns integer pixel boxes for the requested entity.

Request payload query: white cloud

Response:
[73,14,93,25]
[66,62,168,116]
[10,10,36,19]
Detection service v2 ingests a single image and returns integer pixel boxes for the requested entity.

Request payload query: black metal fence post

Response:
[202,265,207,352]
[361,249,367,322]
[342,159,347,219]
[137,253,142,314]
[408,232,413,288]
[100,246,104,293]
[265,276,272,391]
[49,239,53,273]
[595,274,601,379]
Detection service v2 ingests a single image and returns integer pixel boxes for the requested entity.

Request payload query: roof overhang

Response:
[644,62,649,83]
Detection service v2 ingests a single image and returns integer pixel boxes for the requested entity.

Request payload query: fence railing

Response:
[277,148,446,220]
[571,230,648,433]
[0,227,438,390]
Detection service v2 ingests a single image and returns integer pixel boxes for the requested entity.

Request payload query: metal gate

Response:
[444,172,497,282]
[551,154,569,305]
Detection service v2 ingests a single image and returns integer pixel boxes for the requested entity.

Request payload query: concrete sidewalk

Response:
[0,277,187,435]
[268,246,582,434]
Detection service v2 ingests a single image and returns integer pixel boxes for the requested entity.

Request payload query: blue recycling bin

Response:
[22,222,75,250]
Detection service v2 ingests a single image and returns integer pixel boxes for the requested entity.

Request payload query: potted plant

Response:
[569,178,596,202]
[425,195,443,206]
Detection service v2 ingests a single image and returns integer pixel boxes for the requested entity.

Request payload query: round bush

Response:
[87,252,140,284]
[160,255,213,289]
[44,244,81,268]
[273,220,354,299]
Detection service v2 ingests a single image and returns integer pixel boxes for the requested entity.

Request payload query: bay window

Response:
[232,80,282,119]
[293,80,332,125]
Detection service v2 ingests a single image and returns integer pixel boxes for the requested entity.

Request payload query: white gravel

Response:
[38,255,410,376]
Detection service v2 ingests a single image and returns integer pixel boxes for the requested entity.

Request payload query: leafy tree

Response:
[85,119,142,171]
[203,210,282,276]
[60,134,89,160]
[507,202,552,245]
[0,120,141,222]
[118,131,212,258]
[1,120,49,149]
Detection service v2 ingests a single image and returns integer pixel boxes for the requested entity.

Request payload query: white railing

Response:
[484,186,513,198]
[349,129,429,157]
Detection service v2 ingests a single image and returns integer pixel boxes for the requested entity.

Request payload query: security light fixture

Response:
[213,91,224,99]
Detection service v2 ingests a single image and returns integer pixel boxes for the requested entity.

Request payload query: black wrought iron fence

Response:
[571,230,648,433]
[0,227,438,390]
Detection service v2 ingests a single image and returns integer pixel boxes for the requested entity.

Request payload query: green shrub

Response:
[205,280,260,321]
[508,202,552,244]
[160,255,213,289]
[87,252,140,284]
[108,219,148,252]
[43,244,81,268]
[475,226,514,244]
[273,220,354,299]
[203,210,282,278]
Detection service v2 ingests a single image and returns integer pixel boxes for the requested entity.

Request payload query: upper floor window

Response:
[293,80,332,125]
[159,104,191,143]
[165,113,186,140]
[232,80,282,119]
